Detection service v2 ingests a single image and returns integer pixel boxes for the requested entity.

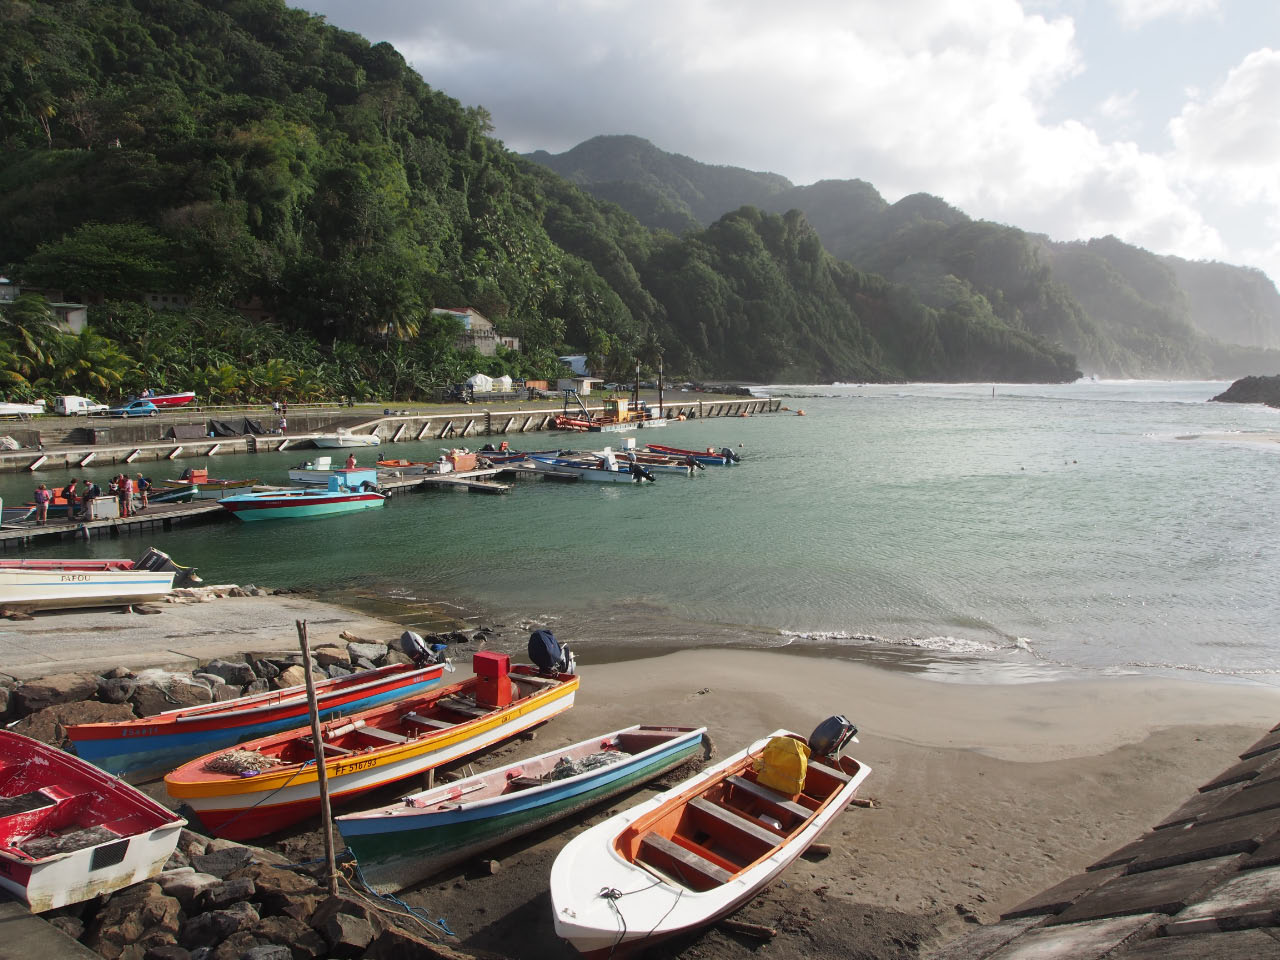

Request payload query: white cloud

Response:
[1108,0,1221,29]
[298,0,1280,284]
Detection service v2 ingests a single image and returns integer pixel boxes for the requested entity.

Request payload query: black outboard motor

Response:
[529,629,576,675]
[721,447,740,463]
[807,715,859,758]
[629,463,655,483]
[135,547,202,587]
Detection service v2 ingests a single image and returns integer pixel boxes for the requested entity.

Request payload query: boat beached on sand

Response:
[0,547,199,612]
[165,646,579,840]
[338,723,707,893]
[68,661,446,781]
[0,730,186,911]
[551,716,866,958]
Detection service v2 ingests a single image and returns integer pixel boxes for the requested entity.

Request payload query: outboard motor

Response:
[529,629,576,675]
[807,715,859,758]
[135,547,202,587]
[399,630,439,667]
[721,447,740,463]
[629,463,655,483]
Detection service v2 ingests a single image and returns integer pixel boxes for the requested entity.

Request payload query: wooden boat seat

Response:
[725,775,812,821]
[403,712,453,730]
[0,790,57,819]
[359,727,410,745]
[510,674,559,688]
[689,797,782,846]
[809,757,852,782]
[639,832,732,887]
[300,736,354,756]
[441,697,490,718]
[20,824,118,859]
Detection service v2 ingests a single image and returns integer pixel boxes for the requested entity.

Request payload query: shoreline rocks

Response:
[1210,374,1280,407]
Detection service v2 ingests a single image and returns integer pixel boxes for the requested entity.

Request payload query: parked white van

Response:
[54,395,108,416]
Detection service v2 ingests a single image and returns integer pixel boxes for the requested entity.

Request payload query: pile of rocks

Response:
[0,633,468,749]
[44,830,478,960]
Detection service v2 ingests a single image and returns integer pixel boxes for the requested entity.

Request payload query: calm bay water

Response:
[7,381,1279,684]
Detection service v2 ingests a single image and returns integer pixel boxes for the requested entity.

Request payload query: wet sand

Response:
[4,599,1278,958]
[386,649,1280,959]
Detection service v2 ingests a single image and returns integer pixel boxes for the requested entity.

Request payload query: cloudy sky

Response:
[296,0,1280,285]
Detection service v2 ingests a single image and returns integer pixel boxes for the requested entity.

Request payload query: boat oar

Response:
[298,619,340,897]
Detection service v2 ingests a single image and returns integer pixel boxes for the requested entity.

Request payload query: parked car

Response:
[105,399,158,417]
[54,395,109,416]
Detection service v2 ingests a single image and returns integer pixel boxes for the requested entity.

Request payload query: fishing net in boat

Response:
[547,751,626,781]
[204,749,276,774]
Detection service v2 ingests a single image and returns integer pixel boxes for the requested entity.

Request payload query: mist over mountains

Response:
[528,135,1280,378]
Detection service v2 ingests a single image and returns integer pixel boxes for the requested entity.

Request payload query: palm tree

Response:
[0,294,64,374]
[48,329,137,397]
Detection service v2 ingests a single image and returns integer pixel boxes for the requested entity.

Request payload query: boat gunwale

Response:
[338,724,706,824]
[164,668,580,797]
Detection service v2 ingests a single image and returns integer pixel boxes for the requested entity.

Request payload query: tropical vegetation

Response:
[0,0,1137,405]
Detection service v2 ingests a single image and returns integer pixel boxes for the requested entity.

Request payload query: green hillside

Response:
[1,0,1083,403]
[530,137,1280,378]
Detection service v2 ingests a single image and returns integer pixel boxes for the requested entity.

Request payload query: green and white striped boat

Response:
[336,724,707,893]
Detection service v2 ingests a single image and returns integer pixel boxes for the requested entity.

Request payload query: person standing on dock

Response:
[34,483,51,525]
[118,475,132,518]
[344,454,357,469]
[63,478,79,517]
[79,481,97,520]
[136,474,151,511]
[278,415,287,435]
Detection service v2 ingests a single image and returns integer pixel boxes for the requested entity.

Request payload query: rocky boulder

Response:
[1211,374,1280,408]
[179,900,259,949]
[310,645,348,669]
[13,700,137,746]
[132,670,214,717]
[13,672,97,715]
[85,882,182,960]
[346,641,387,664]
[202,659,257,686]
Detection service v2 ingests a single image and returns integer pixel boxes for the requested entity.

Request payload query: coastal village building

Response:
[431,307,520,356]
[0,279,88,334]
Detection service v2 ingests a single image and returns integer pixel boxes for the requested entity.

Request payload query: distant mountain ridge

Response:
[526,136,1280,377]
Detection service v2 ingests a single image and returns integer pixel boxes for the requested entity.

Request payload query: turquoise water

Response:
[6,381,1279,683]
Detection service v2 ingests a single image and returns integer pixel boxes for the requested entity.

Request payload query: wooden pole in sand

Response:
[297,619,340,896]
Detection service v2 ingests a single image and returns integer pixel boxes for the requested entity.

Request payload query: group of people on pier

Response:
[32,474,152,524]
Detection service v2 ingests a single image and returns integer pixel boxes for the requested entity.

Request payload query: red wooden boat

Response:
[0,731,186,911]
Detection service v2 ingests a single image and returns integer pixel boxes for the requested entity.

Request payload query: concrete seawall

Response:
[0,396,780,475]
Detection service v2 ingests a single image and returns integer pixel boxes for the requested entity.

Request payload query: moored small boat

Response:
[338,723,707,893]
[526,451,656,483]
[0,547,199,612]
[313,429,381,448]
[0,730,186,911]
[165,652,579,840]
[219,471,385,521]
[68,661,446,780]
[551,719,867,957]
[150,483,199,504]
[160,468,259,493]
[646,443,740,465]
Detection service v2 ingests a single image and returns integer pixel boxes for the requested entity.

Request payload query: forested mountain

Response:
[0,0,1085,402]
[530,137,1280,378]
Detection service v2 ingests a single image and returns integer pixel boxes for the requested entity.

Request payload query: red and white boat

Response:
[0,547,199,612]
[551,725,868,957]
[0,731,186,912]
[145,391,196,407]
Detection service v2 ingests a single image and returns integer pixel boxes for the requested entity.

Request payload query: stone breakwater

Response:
[41,828,480,960]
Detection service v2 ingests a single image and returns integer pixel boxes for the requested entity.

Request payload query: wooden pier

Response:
[0,465,583,550]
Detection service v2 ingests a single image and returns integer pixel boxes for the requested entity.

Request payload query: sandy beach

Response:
[358,648,1280,958]
[4,597,1278,958]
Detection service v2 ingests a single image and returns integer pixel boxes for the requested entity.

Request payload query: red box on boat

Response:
[473,652,510,678]
[473,651,512,707]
